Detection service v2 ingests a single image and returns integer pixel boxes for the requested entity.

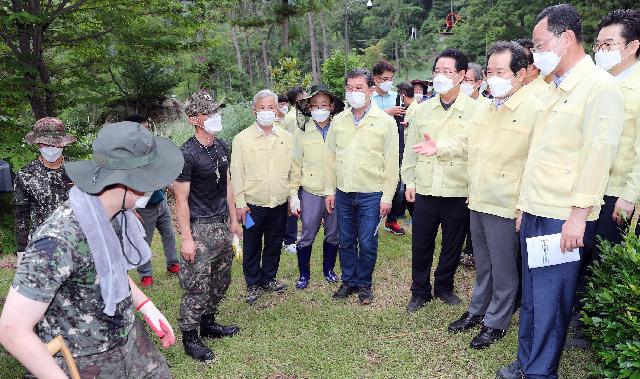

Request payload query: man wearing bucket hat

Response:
[0,122,181,378]
[14,117,76,256]
[290,84,345,289]
[174,89,242,362]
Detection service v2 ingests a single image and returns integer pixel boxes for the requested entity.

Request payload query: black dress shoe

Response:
[496,359,523,379]
[470,325,506,349]
[200,314,240,338]
[333,283,358,299]
[406,294,431,312]
[435,291,462,305]
[448,311,484,333]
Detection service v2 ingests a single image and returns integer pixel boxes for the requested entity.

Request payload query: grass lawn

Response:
[0,224,594,378]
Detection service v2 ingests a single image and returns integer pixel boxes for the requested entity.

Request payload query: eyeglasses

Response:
[531,32,564,54]
[433,70,456,76]
[592,41,626,52]
[377,76,395,81]
[309,104,332,110]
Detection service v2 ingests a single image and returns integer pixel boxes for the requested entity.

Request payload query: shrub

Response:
[583,231,640,378]
[320,49,365,98]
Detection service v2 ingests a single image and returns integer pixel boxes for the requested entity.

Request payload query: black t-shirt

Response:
[176,137,229,219]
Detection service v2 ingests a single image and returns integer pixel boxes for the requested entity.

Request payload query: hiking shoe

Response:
[246,285,263,305]
[358,286,374,305]
[140,276,153,288]
[282,243,297,254]
[496,359,523,379]
[295,276,309,290]
[324,270,339,283]
[261,280,287,293]
[333,283,358,299]
[182,329,214,362]
[435,291,461,305]
[384,220,406,236]
[406,294,430,312]
[167,263,180,274]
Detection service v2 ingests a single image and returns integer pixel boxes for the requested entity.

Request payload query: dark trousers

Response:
[517,212,595,379]
[335,190,382,287]
[283,214,298,245]
[463,224,473,255]
[242,203,288,287]
[411,194,468,297]
[386,181,404,223]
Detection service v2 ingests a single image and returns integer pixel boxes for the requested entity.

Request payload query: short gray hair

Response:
[467,63,483,82]
[252,89,278,108]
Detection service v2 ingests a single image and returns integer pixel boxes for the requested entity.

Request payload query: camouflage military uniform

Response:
[178,222,233,330]
[14,158,72,251]
[13,203,170,377]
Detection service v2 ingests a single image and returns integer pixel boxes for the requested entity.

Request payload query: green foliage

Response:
[320,49,365,97]
[583,231,640,378]
[270,57,313,95]
[360,40,386,70]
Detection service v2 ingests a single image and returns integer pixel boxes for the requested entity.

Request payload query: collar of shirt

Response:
[616,61,639,81]
[254,123,279,139]
[315,121,331,140]
[430,92,471,113]
[492,96,510,109]
[554,55,592,91]
[352,102,372,127]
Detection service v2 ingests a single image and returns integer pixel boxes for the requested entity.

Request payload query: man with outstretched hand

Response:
[0,122,182,378]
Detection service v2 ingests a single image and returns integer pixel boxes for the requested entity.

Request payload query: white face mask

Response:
[533,50,562,75]
[595,49,623,71]
[345,91,367,109]
[40,146,63,163]
[378,80,393,93]
[311,109,331,123]
[134,191,154,209]
[460,82,475,97]
[279,105,289,116]
[203,113,222,133]
[427,86,433,93]
[487,75,515,98]
[432,73,456,94]
[256,110,276,127]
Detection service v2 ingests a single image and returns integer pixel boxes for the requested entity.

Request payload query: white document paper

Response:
[526,233,580,269]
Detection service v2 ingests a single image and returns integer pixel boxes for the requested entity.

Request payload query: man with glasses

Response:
[402,48,478,311]
[497,5,624,379]
[565,8,640,349]
[324,68,398,305]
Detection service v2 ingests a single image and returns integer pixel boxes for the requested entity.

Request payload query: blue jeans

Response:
[335,190,382,287]
[517,212,595,379]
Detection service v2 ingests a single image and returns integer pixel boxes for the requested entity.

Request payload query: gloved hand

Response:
[289,195,301,217]
[137,299,175,348]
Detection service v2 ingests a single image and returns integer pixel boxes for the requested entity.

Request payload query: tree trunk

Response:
[246,37,255,87]
[261,36,271,86]
[231,26,244,72]
[308,12,320,84]
[321,16,329,62]
[395,41,400,72]
[282,0,290,51]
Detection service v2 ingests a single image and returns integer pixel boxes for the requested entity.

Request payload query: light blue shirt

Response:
[371,90,398,111]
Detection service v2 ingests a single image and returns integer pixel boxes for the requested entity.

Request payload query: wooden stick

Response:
[46,336,81,379]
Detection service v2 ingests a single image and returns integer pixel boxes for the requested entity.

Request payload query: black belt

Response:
[190,215,227,224]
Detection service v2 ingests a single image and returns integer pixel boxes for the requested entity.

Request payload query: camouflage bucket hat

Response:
[296,84,345,118]
[25,117,77,147]
[65,122,184,194]
[184,89,226,118]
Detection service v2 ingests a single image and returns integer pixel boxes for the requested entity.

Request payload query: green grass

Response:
[0,224,594,378]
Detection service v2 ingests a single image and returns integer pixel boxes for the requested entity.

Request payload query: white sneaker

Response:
[283,243,297,254]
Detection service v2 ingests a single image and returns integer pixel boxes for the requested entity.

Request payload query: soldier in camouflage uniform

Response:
[0,122,183,378]
[14,117,76,253]
[173,89,242,362]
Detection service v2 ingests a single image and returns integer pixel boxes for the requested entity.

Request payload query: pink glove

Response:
[137,299,175,348]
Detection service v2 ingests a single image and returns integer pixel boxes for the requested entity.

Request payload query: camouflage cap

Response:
[184,89,225,118]
[25,117,77,147]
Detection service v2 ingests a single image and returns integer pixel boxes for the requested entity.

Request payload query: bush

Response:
[583,231,640,378]
[320,49,365,98]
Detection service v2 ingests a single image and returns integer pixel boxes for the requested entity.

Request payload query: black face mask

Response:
[119,187,143,266]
